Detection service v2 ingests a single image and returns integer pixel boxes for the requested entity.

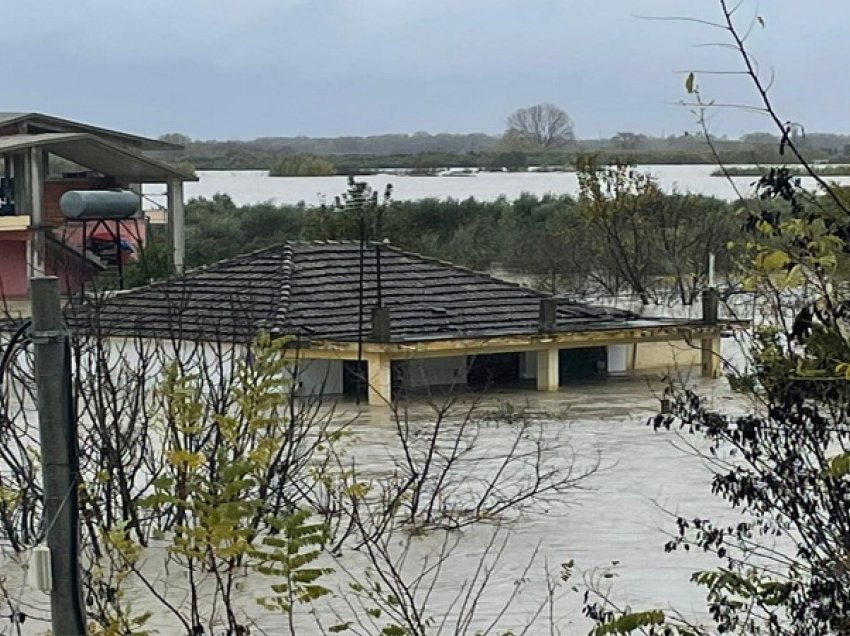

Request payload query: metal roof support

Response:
[166,179,185,275]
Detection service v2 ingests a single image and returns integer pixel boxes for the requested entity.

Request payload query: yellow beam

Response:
[0,215,30,231]
[288,325,729,370]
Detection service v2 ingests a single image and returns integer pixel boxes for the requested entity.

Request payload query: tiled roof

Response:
[74,241,647,343]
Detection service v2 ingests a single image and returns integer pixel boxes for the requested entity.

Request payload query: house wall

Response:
[0,235,28,298]
[99,339,346,402]
[607,345,628,374]
[631,340,701,371]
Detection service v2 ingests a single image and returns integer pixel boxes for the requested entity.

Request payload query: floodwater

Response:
[12,169,781,632]
[143,165,850,207]
[1,339,763,634]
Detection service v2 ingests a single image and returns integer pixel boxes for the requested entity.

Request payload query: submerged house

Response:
[80,241,725,406]
[0,112,194,303]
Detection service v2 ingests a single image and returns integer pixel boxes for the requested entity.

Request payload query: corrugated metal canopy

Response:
[0,133,196,183]
[0,112,180,150]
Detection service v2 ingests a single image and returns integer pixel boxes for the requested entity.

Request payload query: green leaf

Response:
[594,610,665,635]
[829,452,850,478]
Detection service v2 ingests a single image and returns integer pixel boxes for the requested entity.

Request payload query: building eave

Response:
[290,321,734,360]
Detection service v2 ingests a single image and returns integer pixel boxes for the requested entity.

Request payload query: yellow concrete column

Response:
[536,347,560,392]
[627,343,638,371]
[700,336,722,378]
[366,353,392,406]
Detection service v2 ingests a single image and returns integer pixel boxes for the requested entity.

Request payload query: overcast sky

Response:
[9,1,848,140]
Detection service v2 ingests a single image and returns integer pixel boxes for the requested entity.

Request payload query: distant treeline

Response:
[129,177,746,304]
[154,131,850,174]
[711,164,850,177]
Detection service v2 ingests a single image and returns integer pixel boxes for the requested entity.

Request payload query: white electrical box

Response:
[30,546,52,593]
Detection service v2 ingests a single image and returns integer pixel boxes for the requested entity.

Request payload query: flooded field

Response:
[143,165,850,208]
[0,340,756,634]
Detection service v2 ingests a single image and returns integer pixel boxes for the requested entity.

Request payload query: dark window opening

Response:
[559,347,607,383]
[467,353,521,389]
[342,360,367,399]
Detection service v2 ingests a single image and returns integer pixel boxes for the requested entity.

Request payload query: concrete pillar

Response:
[626,343,638,371]
[366,352,392,406]
[26,148,45,278]
[536,347,560,392]
[701,336,721,378]
[166,179,185,275]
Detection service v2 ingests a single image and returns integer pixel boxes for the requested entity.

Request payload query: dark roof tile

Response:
[73,241,644,343]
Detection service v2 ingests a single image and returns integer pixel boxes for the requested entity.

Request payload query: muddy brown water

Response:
[0,339,765,634]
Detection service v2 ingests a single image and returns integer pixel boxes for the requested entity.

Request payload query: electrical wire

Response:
[0,322,31,393]
[0,322,86,632]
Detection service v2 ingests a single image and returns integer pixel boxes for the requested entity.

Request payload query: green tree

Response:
[585,3,850,633]
[504,103,575,150]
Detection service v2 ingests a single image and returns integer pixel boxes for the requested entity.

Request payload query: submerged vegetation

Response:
[269,154,337,177]
[711,164,850,176]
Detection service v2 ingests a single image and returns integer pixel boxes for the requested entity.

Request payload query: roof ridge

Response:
[272,243,296,331]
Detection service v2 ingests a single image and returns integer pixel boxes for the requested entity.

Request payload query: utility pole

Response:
[30,277,87,635]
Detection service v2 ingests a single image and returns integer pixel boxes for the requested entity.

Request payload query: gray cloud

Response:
[7,0,847,139]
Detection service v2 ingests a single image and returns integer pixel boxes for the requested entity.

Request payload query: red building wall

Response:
[0,234,28,299]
